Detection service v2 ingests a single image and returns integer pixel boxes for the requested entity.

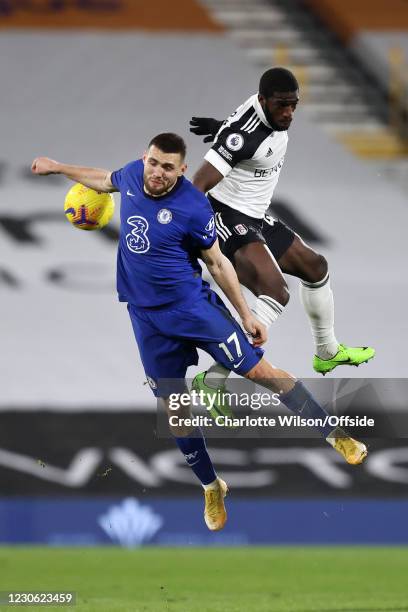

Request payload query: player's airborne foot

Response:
[192,372,235,425]
[327,428,368,465]
[204,478,228,531]
[313,344,375,375]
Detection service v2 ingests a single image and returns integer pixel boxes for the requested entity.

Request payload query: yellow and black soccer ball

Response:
[64,183,114,231]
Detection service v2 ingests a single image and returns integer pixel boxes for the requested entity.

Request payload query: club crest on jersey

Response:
[157,209,172,224]
[234,224,248,235]
[226,133,244,152]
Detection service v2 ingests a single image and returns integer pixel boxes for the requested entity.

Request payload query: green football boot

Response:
[191,371,236,426]
[313,344,375,375]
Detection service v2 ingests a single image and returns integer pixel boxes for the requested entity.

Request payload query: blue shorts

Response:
[127,289,264,397]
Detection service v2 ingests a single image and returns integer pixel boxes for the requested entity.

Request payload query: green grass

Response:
[0,547,407,611]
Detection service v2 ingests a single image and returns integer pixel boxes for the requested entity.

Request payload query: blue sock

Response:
[280,381,334,438]
[174,427,217,486]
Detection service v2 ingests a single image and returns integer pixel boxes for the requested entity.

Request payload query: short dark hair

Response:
[148,132,186,160]
[259,67,299,98]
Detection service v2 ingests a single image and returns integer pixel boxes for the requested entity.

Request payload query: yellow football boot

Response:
[327,428,368,465]
[204,478,228,531]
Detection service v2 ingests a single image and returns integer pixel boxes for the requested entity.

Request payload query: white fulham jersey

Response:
[204,94,288,219]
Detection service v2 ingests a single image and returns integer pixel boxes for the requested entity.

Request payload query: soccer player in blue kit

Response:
[32,133,367,531]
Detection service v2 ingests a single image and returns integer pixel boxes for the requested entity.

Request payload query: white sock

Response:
[204,294,285,389]
[253,294,284,327]
[203,478,219,490]
[204,363,230,389]
[299,273,339,360]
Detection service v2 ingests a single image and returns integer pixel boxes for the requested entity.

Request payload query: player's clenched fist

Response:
[241,314,267,347]
[31,157,60,175]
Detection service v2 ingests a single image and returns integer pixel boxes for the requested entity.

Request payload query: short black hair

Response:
[259,67,299,98]
[148,132,186,160]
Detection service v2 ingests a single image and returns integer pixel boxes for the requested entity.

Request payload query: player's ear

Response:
[142,151,148,164]
[179,162,187,176]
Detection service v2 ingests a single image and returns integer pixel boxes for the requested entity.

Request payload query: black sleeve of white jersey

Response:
[204,126,260,177]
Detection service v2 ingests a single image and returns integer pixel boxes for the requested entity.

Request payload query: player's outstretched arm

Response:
[31,157,117,193]
[189,117,223,143]
[193,160,224,194]
[200,240,267,347]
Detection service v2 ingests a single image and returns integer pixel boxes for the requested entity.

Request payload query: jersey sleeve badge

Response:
[226,133,244,151]
[205,216,215,235]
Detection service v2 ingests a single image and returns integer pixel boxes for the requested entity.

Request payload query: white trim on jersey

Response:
[205,148,232,177]
[246,119,261,133]
[241,111,257,131]
[215,212,232,241]
[241,113,258,132]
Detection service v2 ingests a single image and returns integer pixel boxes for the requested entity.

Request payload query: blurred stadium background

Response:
[1,0,408,610]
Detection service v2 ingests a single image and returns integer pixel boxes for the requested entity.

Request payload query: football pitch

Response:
[0,547,407,611]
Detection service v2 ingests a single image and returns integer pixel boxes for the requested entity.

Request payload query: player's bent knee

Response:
[302,253,329,283]
[299,252,328,284]
[314,253,328,281]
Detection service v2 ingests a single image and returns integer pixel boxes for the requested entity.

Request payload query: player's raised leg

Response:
[127,303,228,532]
[163,394,228,531]
[277,235,375,374]
[191,294,367,466]
[243,358,367,465]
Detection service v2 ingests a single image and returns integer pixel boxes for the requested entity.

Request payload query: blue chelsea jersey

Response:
[111,159,216,309]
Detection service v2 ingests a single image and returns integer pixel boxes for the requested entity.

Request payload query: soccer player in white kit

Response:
[190,67,375,409]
